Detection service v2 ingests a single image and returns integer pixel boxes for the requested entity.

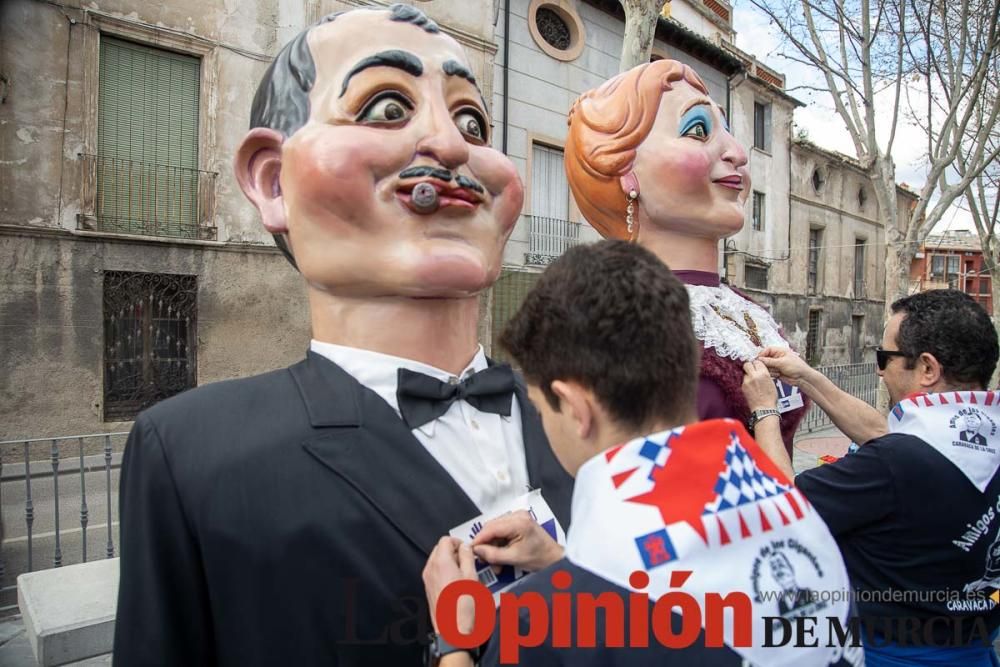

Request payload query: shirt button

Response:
[471,419,480,430]
[448,376,460,385]
[496,470,508,482]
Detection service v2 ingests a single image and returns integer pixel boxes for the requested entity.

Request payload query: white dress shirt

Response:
[310,340,531,513]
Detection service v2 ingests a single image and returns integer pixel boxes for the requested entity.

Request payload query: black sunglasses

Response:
[876,347,909,371]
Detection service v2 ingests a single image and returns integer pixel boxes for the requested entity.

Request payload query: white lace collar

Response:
[685,283,789,361]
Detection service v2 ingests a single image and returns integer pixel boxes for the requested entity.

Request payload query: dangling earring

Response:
[626,190,638,238]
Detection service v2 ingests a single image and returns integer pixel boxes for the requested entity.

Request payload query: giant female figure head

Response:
[565,59,749,247]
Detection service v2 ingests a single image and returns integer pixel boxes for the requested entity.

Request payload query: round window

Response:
[812,168,825,192]
[528,0,585,62]
[536,7,571,50]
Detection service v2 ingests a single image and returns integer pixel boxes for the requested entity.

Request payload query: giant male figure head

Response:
[235,5,523,299]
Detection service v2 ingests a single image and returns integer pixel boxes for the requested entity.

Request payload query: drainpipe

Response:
[502,0,511,155]
[788,117,794,291]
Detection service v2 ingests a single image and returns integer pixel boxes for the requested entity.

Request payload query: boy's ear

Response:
[550,380,595,439]
[234,127,287,234]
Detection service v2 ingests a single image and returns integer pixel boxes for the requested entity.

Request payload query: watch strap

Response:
[748,408,780,431]
[425,632,479,666]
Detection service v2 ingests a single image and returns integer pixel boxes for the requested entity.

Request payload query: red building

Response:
[910,230,993,315]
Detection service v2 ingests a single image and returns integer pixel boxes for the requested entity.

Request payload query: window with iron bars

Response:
[806,309,822,364]
[854,239,866,298]
[103,271,197,421]
[744,263,768,290]
[808,228,822,294]
[753,102,771,151]
[751,191,765,231]
[93,37,213,240]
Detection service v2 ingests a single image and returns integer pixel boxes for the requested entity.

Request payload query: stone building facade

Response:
[0,0,499,438]
[739,140,917,365]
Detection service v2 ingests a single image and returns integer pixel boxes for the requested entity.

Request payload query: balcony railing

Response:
[525,216,581,265]
[797,363,879,434]
[0,432,127,612]
[78,154,217,240]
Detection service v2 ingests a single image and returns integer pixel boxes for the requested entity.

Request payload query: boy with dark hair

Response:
[423,241,858,666]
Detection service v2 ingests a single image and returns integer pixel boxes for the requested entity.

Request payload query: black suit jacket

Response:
[113,352,574,666]
[959,430,988,446]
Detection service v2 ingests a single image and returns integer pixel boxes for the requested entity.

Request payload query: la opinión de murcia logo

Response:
[433,569,996,664]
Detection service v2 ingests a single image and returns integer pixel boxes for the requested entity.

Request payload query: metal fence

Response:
[797,362,880,433]
[525,216,581,265]
[0,432,128,611]
[78,154,217,240]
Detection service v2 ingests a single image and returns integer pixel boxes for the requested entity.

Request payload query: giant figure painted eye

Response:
[455,109,487,142]
[359,93,413,123]
[679,107,713,141]
[683,122,708,139]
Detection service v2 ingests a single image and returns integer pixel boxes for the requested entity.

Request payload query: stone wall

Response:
[743,287,884,366]
[1,230,309,439]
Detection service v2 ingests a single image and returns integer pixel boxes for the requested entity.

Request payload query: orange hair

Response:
[565,59,709,239]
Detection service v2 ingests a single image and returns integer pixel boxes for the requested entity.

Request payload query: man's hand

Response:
[742,360,779,412]
[758,346,889,445]
[757,346,815,386]
[423,537,479,634]
[743,359,794,479]
[471,510,563,572]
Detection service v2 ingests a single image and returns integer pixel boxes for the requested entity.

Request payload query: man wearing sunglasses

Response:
[758,289,1000,666]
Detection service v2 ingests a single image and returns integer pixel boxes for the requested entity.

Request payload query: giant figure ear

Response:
[234,128,287,234]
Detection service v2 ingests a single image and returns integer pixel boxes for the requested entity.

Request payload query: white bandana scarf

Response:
[889,391,1000,492]
[566,419,859,667]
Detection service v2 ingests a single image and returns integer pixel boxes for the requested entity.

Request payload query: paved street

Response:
[792,425,852,474]
[0,615,111,666]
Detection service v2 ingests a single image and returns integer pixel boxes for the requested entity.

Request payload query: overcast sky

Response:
[732,1,976,234]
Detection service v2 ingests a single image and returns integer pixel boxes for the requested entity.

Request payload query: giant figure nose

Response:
[415,100,470,170]
[720,131,749,168]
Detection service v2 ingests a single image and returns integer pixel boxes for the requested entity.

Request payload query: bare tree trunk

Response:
[883,247,912,305]
[991,276,1000,389]
[619,0,668,72]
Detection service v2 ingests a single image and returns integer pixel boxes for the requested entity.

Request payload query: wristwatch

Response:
[748,408,780,434]
[424,633,480,666]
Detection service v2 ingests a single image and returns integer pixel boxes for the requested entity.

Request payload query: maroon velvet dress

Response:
[675,270,807,455]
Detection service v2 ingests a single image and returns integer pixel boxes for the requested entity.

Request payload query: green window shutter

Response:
[490,269,541,366]
[97,37,201,238]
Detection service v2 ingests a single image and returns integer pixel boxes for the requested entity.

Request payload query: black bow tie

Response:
[396,365,516,430]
